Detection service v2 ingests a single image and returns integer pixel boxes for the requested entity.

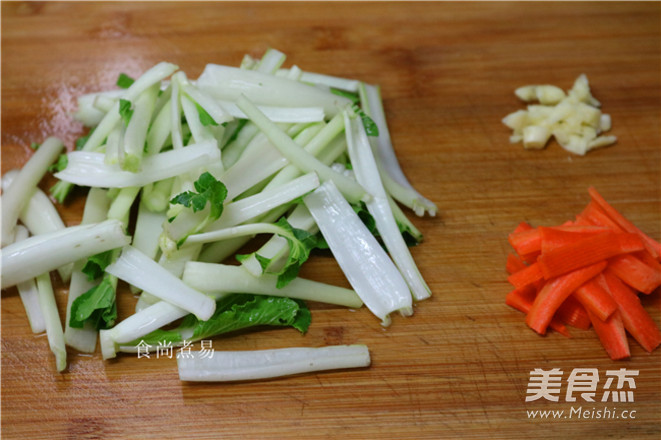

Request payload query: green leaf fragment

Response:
[128,294,311,346]
[48,154,68,173]
[170,172,228,222]
[69,276,117,330]
[116,73,135,89]
[119,99,134,126]
[195,102,219,126]
[81,249,115,281]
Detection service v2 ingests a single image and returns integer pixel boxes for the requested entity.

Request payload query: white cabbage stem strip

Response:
[1,219,130,289]
[2,169,73,282]
[183,262,363,309]
[344,111,431,301]
[1,137,65,247]
[177,345,371,382]
[237,95,369,204]
[360,83,437,217]
[36,272,67,372]
[64,187,112,353]
[81,62,179,153]
[304,181,413,325]
[55,140,220,188]
[12,226,46,334]
[197,64,351,117]
[105,245,216,321]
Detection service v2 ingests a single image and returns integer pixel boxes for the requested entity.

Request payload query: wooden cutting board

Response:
[2,2,659,439]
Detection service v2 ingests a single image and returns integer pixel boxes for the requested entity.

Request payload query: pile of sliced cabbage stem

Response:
[0,49,436,382]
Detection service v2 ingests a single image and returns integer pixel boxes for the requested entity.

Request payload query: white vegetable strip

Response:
[360,83,437,217]
[1,137,64,246]
[237,95,369,204]
[81,62,179,152]
[255,48,286,74]
[145,99,173,155]
[12,226,46,334]
[54,140,220,188]
[197,64,351,117]
[36,272,67,372]
[2,170,73,282]
[181,94,216,144]
[170,72,184,149]
[123,83,159,171]
[64,187,111,353]
[1,219,129,289]
[217,100,325,123]
[206,172,320,231]
[221,123,323,200]
[304,181,413,325]
[177,345,371,382]
[344,112,430,301]
[105,245,216,320]
[110,301,188,344]
[133,200,167,261]
[74,90,124,126]
[295,70,361,92]
[183,262,362,308]
[181,83,233,126]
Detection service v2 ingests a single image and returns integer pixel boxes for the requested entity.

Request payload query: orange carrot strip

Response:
[509,228,542,256]
[539,226,611,254]
[507,261,544,289]
[526,261,607,335]
[589,187,661,259]
[573,273,618,321]
[513,221,534,234]
[506,253,527,275]
[537,232,644,280]
[579,201,624,232]
[603,269,661,353]
[586,308,631,361]
[506,287,571,337]
[555,295,592,330]
[608,253,661,295]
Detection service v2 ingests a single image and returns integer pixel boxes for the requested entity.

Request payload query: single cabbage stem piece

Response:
[303,181,413,325]
[105,245,216,321]
[236,95,370,204]
[359,83,437,217]
[183,262,363,309]
[64,187,112,353]
[344,111,431,301]
[1,219,130,289]
[1,137,65,247]
[54,140,220,188]
[177,345,371,382]
[36,272,67,372]
[12,226,46,334]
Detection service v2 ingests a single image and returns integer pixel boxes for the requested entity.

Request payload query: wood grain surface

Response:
[2,2,660,439]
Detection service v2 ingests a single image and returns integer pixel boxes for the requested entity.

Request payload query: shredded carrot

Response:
[506,253,527,275]
[607,253,661,295]
[537,232,644,280]
[526,261,607,335]
[555,295,592,330]
[507,261,543,289]
[603,270,661,353]
[588,187,661,259]
[573,273,618,322]
[539,226,610,254]
[504,188,660,360]
[506,287,571,337]
[586,308,631,360]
